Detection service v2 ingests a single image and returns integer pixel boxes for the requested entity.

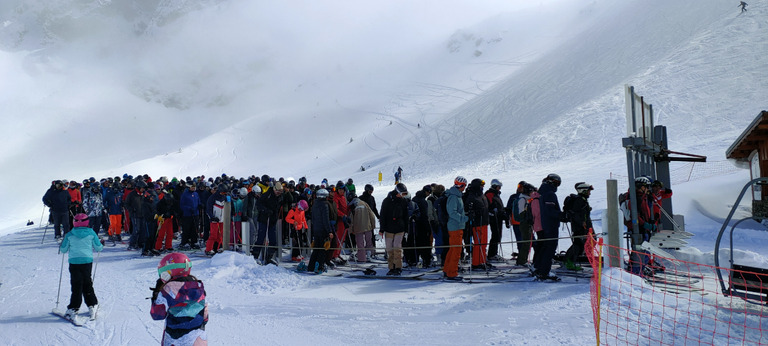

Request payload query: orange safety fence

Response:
[584,232,768,345]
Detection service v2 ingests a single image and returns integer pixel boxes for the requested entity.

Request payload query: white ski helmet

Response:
[575,182,593,194]
[635,176,652,187]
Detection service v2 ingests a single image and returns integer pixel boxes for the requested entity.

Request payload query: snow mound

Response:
[197,251,310,295]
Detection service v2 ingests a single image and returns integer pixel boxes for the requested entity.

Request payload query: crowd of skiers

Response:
[42,171,612,281]
[42,171,675,344]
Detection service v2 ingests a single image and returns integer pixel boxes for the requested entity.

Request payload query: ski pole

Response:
[40,205,47,228]
[41,223,50,244]
[564,223,574,247]
[55,252,66,310]
[346,226,356,264]
[92,250,101,282]
[498,220,504,260]
[467,220,473,282]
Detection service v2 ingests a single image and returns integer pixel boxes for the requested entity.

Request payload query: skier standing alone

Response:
[740,1,748,12]
[151,252,208,345]
[60,213,104,321]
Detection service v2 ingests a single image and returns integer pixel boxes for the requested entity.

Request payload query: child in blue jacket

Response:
[60,213,104,320]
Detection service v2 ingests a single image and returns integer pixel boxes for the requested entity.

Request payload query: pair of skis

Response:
[51,306,98,327]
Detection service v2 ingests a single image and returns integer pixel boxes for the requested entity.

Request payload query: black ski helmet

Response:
[395,183,408,195]
[544,173,561,186]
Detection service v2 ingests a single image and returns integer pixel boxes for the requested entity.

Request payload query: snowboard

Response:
[461,273,505,281]
[297,271,343,277]
[294,268,343,277]
[51,308,85,326]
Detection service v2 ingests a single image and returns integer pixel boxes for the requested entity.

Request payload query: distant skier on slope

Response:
[740,1,748,12]
[151,252,208,346]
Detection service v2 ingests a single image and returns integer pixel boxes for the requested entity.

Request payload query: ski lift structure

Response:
[621,85,705,259]
[716,110,768,305]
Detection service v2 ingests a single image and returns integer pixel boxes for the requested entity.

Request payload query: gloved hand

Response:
[323,239,331,250]
[155,215,164,224]
[505,220,511,228]
[211,217,220,222]
[665,188,672,194]
[151,278,164,301]
[100,238,106,246]
[642,223,656,232]
[242,216,249,222]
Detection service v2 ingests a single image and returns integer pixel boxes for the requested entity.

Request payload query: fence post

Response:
[223,200,231,250]
[605,179,622,268]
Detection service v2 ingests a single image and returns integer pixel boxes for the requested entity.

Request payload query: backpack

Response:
[212,199,225,220]
[511,195,524,224]
[618,192,631,222]
[528,192,542,231]
[437,195,449,225]
[562,193,577,222]
[517,196,534,225]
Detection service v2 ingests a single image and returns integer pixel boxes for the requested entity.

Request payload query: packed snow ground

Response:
[2,232,595,345]
[2,0,768,344]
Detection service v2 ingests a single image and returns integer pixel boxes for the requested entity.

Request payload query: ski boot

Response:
[88,304,99,320]
[565,260,583,271]
[64,308,78,320]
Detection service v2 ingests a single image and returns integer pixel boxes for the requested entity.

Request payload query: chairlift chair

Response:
[714,177,768,305]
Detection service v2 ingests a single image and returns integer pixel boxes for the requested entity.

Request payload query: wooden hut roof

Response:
[726,111,768,160]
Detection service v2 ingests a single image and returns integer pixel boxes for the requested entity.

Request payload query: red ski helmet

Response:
[297,200,308,211]
[73,213,89,228]
[157,252,192,282]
